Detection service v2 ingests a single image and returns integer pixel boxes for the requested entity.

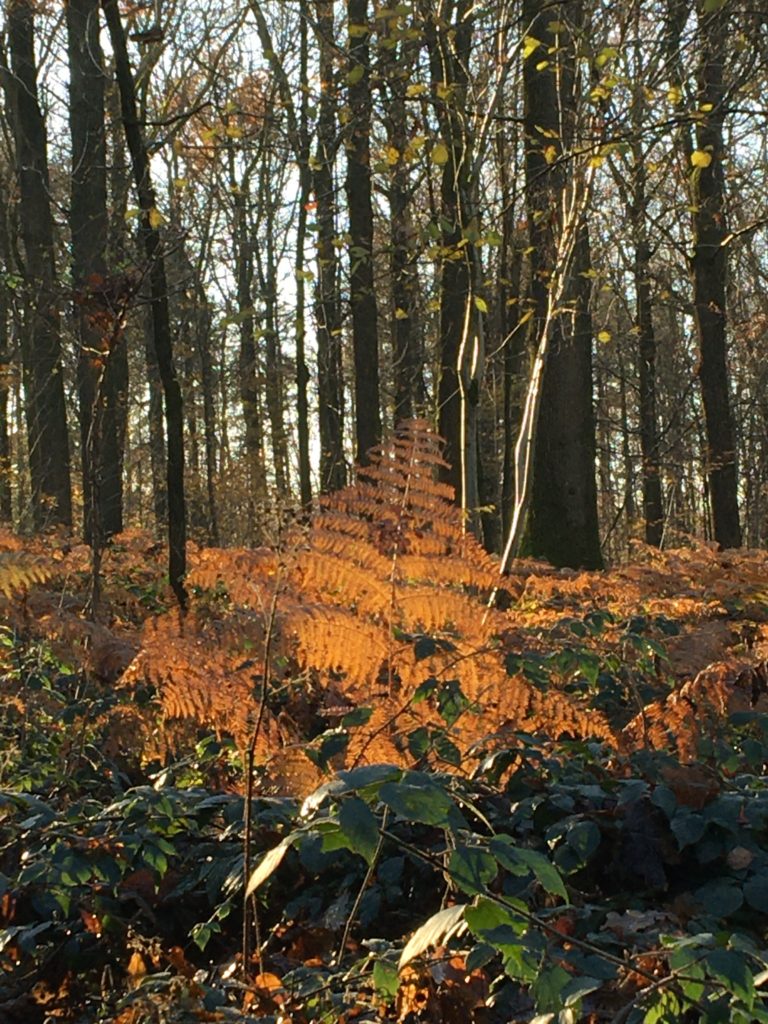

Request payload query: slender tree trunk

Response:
[230,153,267,521]
[423,0,484,535]
[103,0,186,606]
[295,0,312,508]
[256,155,289,496]
[0,185,14,522]
[523,0,602,569]
[314,0,345,491]
[690,0,741,547]
[67,0,124,548]
[346,0,381,464]
[378,7,423,423]
[2,0,72,528]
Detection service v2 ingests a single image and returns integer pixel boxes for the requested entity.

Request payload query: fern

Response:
[128,420,616,786]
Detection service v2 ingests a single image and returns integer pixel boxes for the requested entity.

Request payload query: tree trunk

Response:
[67,0,124,547]
[314,0,346,491]
[690,0,741,548]
[423,0,484,535]
[346,0,381,464]
[3,0,72,528]
[523,0,602,569]
[103,0,187,606]
[378,6,423,424]
[295,0,312,508]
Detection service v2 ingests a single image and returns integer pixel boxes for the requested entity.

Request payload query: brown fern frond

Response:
[291,551,391,618]
[129,420,620,786]
[0,552,52,596]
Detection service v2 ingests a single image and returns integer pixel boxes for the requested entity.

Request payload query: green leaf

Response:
[338,796,380,864]
[436,680,470,727]
[645,991,683,1023]
[414,635,437,661]
[566,820,601,862]
[464,895,526,941]
[694,879,743,918]
[671,812,706,848]
[702,0,726,10]
[744,873,768,912]
[346,64,364,85]
[448,845,497,896]
[490,836,568,900]
[532,965,571,1013]
[474,295,488,314]
[372,960,400,998]
[379,779,456,826]
[562,974,603,1007]
[706,948,755,1006]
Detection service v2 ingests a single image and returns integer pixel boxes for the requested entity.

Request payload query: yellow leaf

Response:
[394,307,409,319]
[436,82,453,100]
[348,22,369,37]
[597,330,612,343]
[589,154,605,168]
[667,84,682,104]
[225,125,243,139]
[426,298,440,312]
[474,295,488,314]
[172,177,188,189]
[406,82,427,97]
[384,145,400,165]
[431,141,449,165]
[124,207,140,221]
[543,144,557,164]
[200,128,217,144]
[535,60,550,71]
[699,103,713,112]
[522,36,541,60]
[590,84,610,101]
[691,149,712,168]
[148,207,165,229]
[596,46,618,68]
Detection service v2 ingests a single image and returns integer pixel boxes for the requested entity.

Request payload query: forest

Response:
[1,0,768,1021]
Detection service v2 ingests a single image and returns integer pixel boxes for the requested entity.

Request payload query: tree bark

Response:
[523,0,602,569]
[346,0,381,464]
[67,0,124,547]
[314,0,346,491]
[3,0,72,528]
[690,0,741,548]
[102,0,187,606]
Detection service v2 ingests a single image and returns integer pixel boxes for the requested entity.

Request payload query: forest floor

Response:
[2,525,768,1024]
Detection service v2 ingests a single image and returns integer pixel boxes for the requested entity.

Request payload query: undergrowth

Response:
[1,424,768,1022]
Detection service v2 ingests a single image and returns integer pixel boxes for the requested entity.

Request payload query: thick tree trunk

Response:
[67,0,124,547]
[523,0,602,569]
[690,0,741,548]
[3,0,72,528]
[346,0,381,464]
[103,0,187,606]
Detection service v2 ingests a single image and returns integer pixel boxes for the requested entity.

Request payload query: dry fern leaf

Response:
[0,553,52,596]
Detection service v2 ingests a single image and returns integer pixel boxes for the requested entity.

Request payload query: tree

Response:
[67,0,125,548]
[2,0,72,529]
[522,0,602,570]
[102,0,187,607]
[346,0,381,464]
[689,0,741,548]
